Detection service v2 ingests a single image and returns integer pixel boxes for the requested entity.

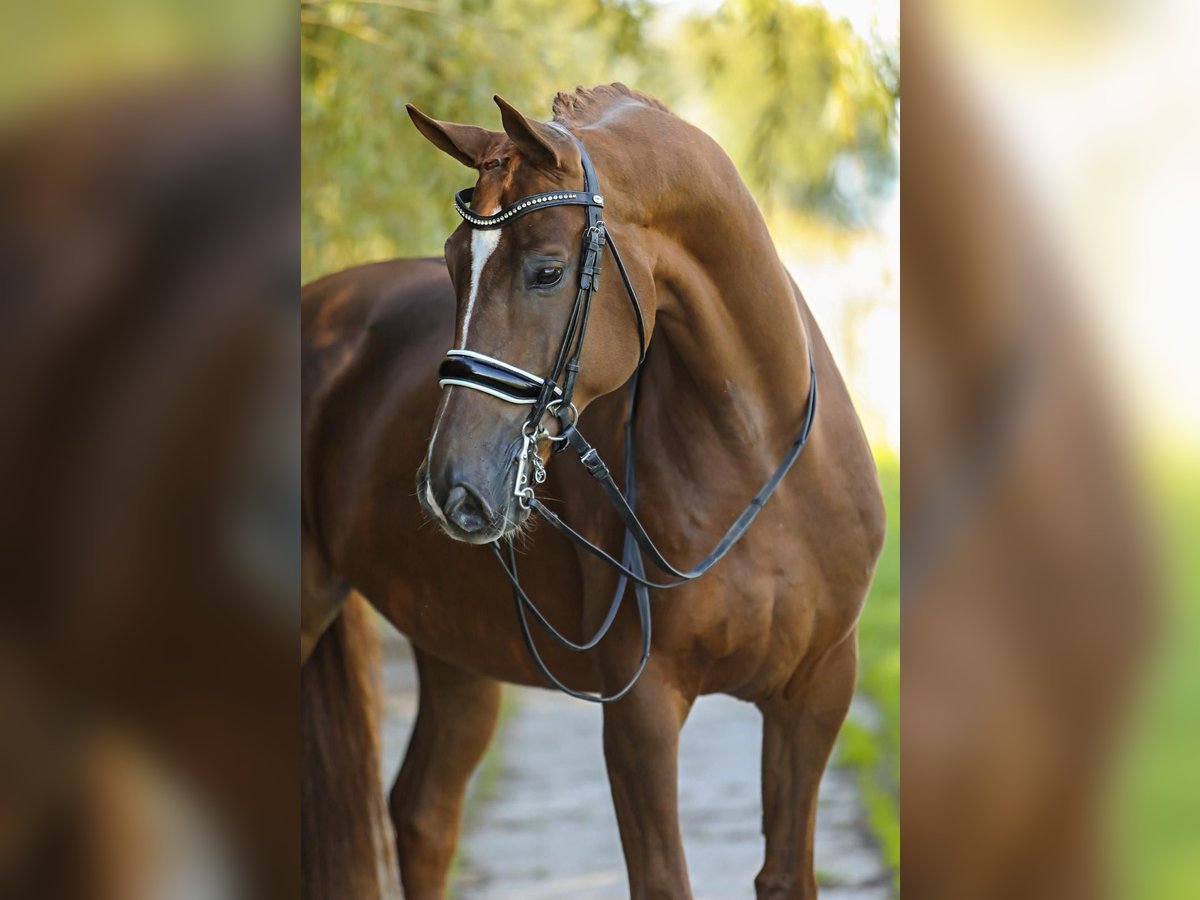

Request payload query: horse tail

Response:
[301,594,392,899]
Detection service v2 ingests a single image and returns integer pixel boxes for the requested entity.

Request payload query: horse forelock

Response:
[468,170,509,215]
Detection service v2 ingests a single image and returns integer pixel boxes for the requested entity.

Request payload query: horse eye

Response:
[534,266,563,287]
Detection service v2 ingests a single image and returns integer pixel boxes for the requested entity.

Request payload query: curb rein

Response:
[439,123,817,703]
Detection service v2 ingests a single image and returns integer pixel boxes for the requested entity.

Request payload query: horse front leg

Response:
[389,646,502,900]
[756,634,858,900]
[602,661,696,900]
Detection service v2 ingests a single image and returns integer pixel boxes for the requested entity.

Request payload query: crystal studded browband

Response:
[453,187,604,230]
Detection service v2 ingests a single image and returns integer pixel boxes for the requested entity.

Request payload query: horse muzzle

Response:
[418,444,530,545]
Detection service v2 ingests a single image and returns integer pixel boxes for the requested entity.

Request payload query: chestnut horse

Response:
[301,85,885,900]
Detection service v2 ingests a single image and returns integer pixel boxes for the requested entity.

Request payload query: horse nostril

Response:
[443,483,493,535]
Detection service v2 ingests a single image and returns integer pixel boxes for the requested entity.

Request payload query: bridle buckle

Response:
[515,426,549,509]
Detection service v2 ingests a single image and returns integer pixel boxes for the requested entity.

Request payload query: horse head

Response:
[407,97,650,543]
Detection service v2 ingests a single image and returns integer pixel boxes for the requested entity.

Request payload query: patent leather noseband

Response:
[438,350,561,405]
[439,122,817,703]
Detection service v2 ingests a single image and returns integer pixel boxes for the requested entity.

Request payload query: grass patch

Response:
[1115,449,1200,899]
[839,451,900,880]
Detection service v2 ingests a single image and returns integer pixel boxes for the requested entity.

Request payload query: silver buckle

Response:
[515,426,548,508]
[547,399,578,428]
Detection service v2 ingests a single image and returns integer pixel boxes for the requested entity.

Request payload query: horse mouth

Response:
[416,468,526,545]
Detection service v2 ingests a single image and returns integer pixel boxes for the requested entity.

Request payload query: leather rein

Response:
[439,122,817,702]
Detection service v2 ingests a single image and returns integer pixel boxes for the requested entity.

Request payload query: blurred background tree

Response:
[300,0,898,280]
[678,0,898,224]
[301,0,660,278]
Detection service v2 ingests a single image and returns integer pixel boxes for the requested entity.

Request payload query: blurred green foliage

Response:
[839,452,900,882]
[301,0,898,281]
[301,0,662,280]
[680,1,898,223]
[1117,451,1200,899]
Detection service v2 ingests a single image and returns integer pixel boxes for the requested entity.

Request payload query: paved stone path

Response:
[378,635,893,899]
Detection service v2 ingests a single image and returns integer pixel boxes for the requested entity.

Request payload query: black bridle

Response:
[438,122,817,703]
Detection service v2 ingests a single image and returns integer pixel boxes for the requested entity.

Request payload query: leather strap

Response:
[533,351,816,588]
[522,124,607,430]
[494,372,651,704]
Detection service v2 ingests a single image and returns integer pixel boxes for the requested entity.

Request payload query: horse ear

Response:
[405,104,500,168]
[493,95,570,171]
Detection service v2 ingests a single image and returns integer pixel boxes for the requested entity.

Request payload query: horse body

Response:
[302,86,884,900]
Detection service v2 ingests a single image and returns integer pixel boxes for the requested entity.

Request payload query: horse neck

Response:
[606,118,814,482]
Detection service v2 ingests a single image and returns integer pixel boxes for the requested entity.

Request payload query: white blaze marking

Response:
[426,205,502,512]
[424,477,448,524]
[460,210,501,348]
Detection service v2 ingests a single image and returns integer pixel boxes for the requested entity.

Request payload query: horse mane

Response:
[551,83,673,125]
